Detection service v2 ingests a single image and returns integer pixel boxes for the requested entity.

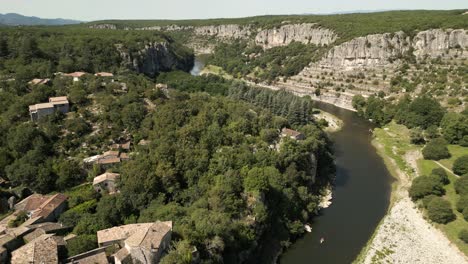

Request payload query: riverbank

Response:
[354,122,468,264]
[314,110,343,133]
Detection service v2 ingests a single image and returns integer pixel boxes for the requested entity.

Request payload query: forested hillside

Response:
[0,27,193,82]
[0,24,334,262]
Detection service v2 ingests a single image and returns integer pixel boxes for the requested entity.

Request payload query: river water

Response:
[280,101,392,264]
[190,58,393,264]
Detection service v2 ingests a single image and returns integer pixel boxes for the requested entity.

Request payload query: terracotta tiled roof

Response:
[95,72,114,77]
[125,221,172,250]
[97,157,121,165]
[281,128,302,137]
[11,234,59,264]
[102,151,119,158]
[64,72,86,78]
[66,247,109,264]
[121,141,131,150]
[49,96,68,103]
[29,102,54,111]
[28,78,50,85]
[93,173,120,185]
[97,223,153,245]
[31,193,68,219]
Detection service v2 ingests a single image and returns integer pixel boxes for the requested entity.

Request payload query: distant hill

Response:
[0,13,81,26]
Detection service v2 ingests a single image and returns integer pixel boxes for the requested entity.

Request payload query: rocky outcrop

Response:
[319,29,468,68]
[255,24,337,49]
[89,24,118,30]
[116,42,194,77]
[193,24,252,39]
[136,25,194,31]
[412,29,468,58]
[320,31,411,68]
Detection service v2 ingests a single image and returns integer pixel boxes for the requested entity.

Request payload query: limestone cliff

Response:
[320,29,468,68]
[89,24,118,30]
[280,28,468,110]
[193,24,252,39]
[255,24,337,48]
[412,29,468,58]
[320,32,411,68]
[116,42,194,77]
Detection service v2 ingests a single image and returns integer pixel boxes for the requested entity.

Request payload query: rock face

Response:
[412,29,468,57]
[321,31,411,68]
[255,24,337,49]
[116,42,194,77]
[89,24,117,30]
[194,24,251,39]
[320,29,468,68]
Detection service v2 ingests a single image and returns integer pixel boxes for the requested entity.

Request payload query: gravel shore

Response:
[360,149,468,264]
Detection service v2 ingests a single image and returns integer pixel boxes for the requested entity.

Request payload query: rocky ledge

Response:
[116,42,194,77]
[255,23,337,49]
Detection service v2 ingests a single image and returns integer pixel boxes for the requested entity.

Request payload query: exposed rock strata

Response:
[194,24,252,39]
[255,24,337,48]
[320,29,468,68]
[116,42,194,77]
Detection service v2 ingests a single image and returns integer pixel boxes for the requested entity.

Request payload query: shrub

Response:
[453,155,468,176]
[409,175,445,200]
[422,138,451,160]
[457,195,468,212]
[410,128,425,145]
[455,176,468,195]
[427,197,456,224]
[431,168,449,185]
[422,194,437,208]
[459,229,468,243]
[66,234,97,256]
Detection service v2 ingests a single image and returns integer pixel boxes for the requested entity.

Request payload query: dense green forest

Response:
[0,27,192,81]
[0,29,334,262]
[352,94,467,146]
[207,41,327,82]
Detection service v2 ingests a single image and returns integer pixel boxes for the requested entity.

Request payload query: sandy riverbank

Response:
[355,140,468,263]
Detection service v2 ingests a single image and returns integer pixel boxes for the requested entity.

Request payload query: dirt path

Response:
[434,161,460,178]
[360,146,468,264]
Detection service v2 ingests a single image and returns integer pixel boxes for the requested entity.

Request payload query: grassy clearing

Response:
[201,65,234,79]
[439,145,468,172]
[418,146,468,256]
[372,122,417,180]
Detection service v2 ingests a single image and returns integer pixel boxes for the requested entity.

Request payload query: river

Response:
[190,58,393,263]
[280,101,392,264]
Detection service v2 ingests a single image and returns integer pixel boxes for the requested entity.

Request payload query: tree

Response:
[427,197,455,224]
[54,159,83,190]
[409,175,445,200]
[160,240,195,264]
[453,155,468,176]
[410,128,425,145]
[20,36,40,62]
[122,103,146,131]
[431,168,449,185]
[422,138,451,160]
[456,195,468,213]
[440,112,468,145]
[66,235,97,257]
[459,229,468,244]
[69,82,88,105]
[0,35,8,58]
[352,95,366,112]
[455,176,468,195]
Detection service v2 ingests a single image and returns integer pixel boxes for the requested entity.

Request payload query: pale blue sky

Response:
[0,0,467,21]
